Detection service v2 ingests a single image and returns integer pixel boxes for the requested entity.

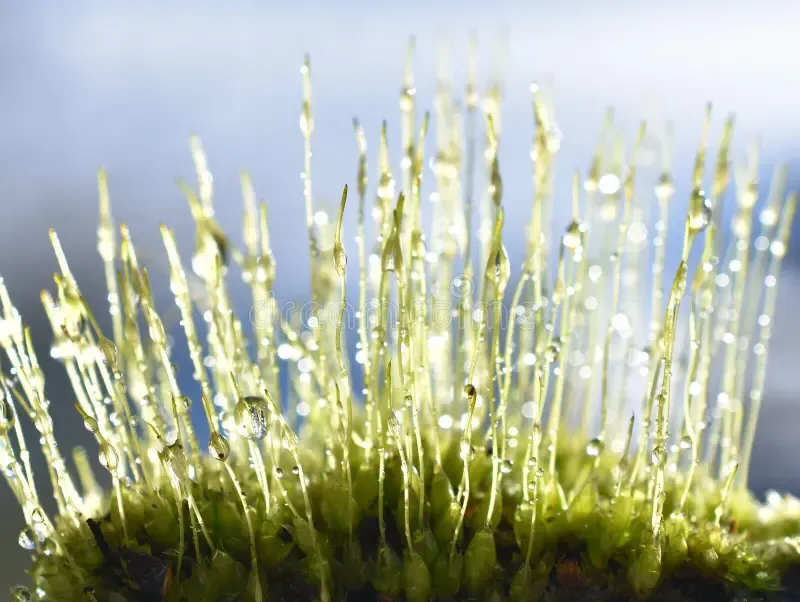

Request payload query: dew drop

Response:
[31,508,45,524]
[491,245,511,294]
[208,432,230,462]
[0,401,15,435]
[688,189,712,233]
[42,538,57,556]
[651,445,668,468]
[535,467,545,478]
[97,337,120,373]
[561,220,586,251]
[654,172,674,199]
[333,243,347,277]
[178,395,192,411]
[459,440,472,460]
[82,415,99,434]
[500,459,513,474]
[679,435,693,450]
[10,586,31,602]
[164,443,190,481]
[586,438,604,458]
[99,442,119,472]
[544,340,561,363]
[291,465,300,476]
[17,527,34,550]
[234,395,269,441]
[275,467,284,478]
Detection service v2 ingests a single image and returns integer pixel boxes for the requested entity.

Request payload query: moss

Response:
[22,436,800,601]
[2,40,800,602]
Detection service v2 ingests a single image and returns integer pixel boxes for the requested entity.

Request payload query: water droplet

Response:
[500,459,513,474]
[82,415,99,433]
[491,246,511,294]
[178,395,192,411]
[292,465,300,476]
[544,339,561,363]
[208,432,230,462]
[10,586,31,601]
[535,467,545,478]
[97,337,120,373]
[561,220,585,251]
[459,440,472,460]
[651,445,668,468]
[688,188,712,233]
[42,538,57,556]
[0,401,15,435]
[96,441,118,472]
[654,172,674,199]
[275,467,284,478]
[164,443,190,481]
[679,435,693,450]
[234,395,269,441]
[333,243,347,277]
[586,438,604,458]
[17,527,34,550]
[31,508,45,524]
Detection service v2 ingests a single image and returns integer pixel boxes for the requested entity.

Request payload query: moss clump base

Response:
[28,435,800,601]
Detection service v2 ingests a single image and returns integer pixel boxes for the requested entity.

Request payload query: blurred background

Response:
[1,0,799,591]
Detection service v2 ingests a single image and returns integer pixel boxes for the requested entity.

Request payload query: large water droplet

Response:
[234,395,269,440]
[679,435,693,450]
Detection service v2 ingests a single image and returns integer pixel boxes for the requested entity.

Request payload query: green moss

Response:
[21,435,800,601]
[2,40,800,602]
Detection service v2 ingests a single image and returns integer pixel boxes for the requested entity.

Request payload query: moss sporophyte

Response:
[2,41,799,602]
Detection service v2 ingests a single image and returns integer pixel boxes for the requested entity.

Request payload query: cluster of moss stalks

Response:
[24,428,799,602]
[6,42,800,602]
